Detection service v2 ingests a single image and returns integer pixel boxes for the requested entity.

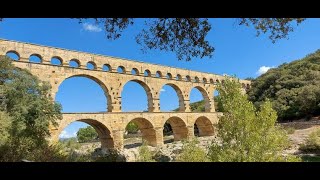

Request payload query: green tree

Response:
[248,49,320,121]
[208,77,300,162]
[137,142,155,162]
[0,55,62,161]
[77,126,98,143]
[176,139,209,162]
[74,18,305,61]
[125,122,139,134]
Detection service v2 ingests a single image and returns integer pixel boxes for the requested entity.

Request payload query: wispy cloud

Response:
[82,23,102,32]
[59,130,77,139]
[160,88,166,92]
[257,66,273,75]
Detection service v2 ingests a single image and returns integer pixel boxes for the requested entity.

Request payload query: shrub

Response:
[299,128,320,153]
[175,139,209,162]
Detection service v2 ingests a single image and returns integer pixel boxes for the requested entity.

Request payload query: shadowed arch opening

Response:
[176,74,182,81]
[103,64,111,71]
[160,83,185,112]
[117,66,126,74]
[144,69,151,77]
[51,56,63,66]
[56,74,111,112]
[6,51,20,61]
[156,71,162,78]
[210,79,214,84]
[131,68,139,75]
[190,86,211,112]
[69,59,80,68]
[203,78,207,84]
[167,73,172,79]
[194,116,214,137]
[163,117,188,143]
[121,79,153,112]
[58,119,114,150]
[194,76,200,83]
[29,54,42,63]
[124,118,156,148]
[186,75,191,82]
[87,61,97,70]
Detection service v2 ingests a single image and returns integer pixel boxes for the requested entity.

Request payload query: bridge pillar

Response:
[154,127,164,146]
[186,126,195,140]
[100,137,115,149]
[152,98,160,112]
[209,97,216,112]
[184,100,191,112]
[112,130,124,150]
[172,126,189,141]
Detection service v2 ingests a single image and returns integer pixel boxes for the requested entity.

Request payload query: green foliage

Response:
[137,142,155,162]
[208,77,300,162]
[59,138,81,150]
[175,97,220,113]
[0,55,62,162]
[126,122,139,134]
[77,126,98,143]
[248,50,320,121]
[0,111,11,145]
[299,128,320,153]
[176,139,209,162]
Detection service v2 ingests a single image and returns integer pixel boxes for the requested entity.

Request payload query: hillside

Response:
[248,49,320,121]
[174,98,219,112]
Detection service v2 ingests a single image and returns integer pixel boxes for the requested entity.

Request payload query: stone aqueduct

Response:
[0,39,251,150]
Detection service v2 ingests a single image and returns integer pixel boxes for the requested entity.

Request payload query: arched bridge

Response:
[0,39,251,150]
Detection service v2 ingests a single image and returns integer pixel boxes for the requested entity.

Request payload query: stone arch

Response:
[186,75,191,82]
[125,118,157,146]
[117,66,126,74]
[121,79,153,112]
[203,77,207,84]
[6,50,20,61]
[210,78,214,84]
[56,118,114,149]
[167,73,173,79]
[176,74,182,81]
[102,64,111,72]
[57,74,112,112]
[29,54,42,63]
[194,116,214,136]
[160,83,185,112]
[144,69,151,77]
[156,71,162,78]
[51,56,63,66]
[190,86,211,112]
[194,76,200,83]
[69,59,81,68]
[131,68,139,75]
[164,117,188,141]
[87,61,97,70]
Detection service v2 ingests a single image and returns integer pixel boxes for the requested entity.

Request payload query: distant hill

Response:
[248,49,320,121]
[173,97,219,112]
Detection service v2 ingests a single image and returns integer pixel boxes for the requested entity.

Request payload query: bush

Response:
[126,122,139,134]
[299,128,320,153]
[176,139,209,162]
[137,142,155,162]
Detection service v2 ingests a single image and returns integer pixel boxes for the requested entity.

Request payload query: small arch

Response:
[51,56,63,66]
[103,64,111,72]
[131,68,139,75]
[164,117,188,143]
[144,69,151,77]
[156,71,162,78]
[210,79,214,84]
[203,78,207,84]
[246,84,250,89]
[69,59,80,68]
[124,118,157,148]
[29,54,42,63]
[167,73,172,79]
[194,116,214,137]
[194,76,200,83]
[87,61,97,70]
[186,75,191,82]
[6,51,20,61]
[176,74,182,81]
[117,66,126,74]
[216,79,220,84]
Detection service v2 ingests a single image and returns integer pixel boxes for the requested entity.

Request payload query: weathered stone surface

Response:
[0,39,251,150]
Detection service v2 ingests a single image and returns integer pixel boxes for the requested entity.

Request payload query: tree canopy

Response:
[248,50,320,121]
[77,126,98,143]
[76,18,305,61]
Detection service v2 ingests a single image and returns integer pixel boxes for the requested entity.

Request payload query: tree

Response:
[125,122,139,134]
[208,77,300,162]
[248,49,320,121]
[0,55,62,161]
[77,126,98,143]
[76,18,305,61]
[176,139,209,162]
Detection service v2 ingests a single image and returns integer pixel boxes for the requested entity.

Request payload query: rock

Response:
[92,148,127,162]
[153,150,172,162]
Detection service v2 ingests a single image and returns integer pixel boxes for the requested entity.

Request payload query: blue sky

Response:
[1,18,320,139]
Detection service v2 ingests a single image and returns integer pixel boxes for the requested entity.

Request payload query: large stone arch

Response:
[125,117,157,146]
[165,116,188,141]
[54,118,114,149]
[160,83,185,112]
[121,79,153,112]
[194,116,214,137]
[56,74,112,112]
[190,86,211,112]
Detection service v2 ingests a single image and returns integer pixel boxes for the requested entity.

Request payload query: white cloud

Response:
[59,130,77,139]
[257,66,273,75]
[82,23,102,32]
[160,88,166,92]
